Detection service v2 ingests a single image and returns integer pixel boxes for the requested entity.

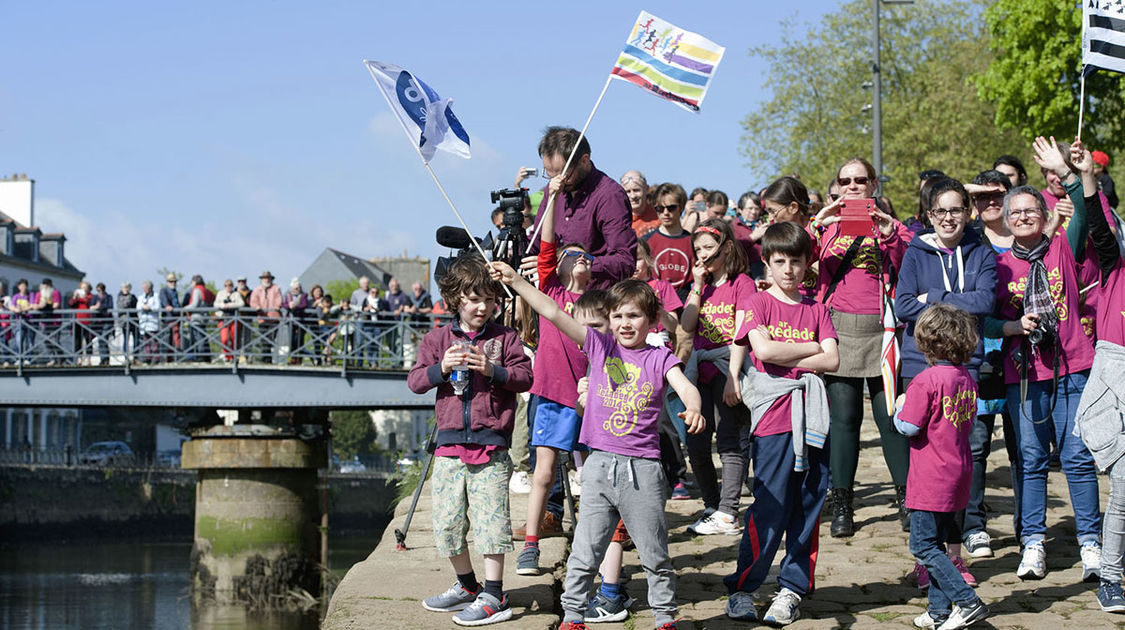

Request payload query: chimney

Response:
[0,175,34,227]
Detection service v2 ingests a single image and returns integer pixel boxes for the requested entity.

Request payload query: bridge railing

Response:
[0,308,452,373]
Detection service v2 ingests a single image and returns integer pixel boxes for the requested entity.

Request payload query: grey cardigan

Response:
[1074,340,1125,471]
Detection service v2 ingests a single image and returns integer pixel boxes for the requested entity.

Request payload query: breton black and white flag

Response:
[1084,0,1125,74]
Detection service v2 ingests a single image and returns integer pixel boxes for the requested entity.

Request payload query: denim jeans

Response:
[1104,458,1125,584]
[963,411,1021,542]
[1006,371,1101,546]
[910,510,980,619]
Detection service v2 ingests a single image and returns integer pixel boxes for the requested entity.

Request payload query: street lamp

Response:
[872,0,914,184]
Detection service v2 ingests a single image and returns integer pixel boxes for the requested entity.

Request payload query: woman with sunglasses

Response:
[811,157,913,538]
[894,177,998,588]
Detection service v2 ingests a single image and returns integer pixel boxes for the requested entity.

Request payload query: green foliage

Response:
[156,267,182,283]
[742,0,1027,215]
[324,279,361,304]
[330,410,377,458]
[976,0,1125,149]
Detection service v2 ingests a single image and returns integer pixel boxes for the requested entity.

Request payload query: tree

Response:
[325,279,361,303]
[976,0,1125,149]
[331,410,378,458]
[742,0,1028,214]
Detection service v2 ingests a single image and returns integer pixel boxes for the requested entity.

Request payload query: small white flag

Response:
[364,60,471,163]
[1083,0,1125,74]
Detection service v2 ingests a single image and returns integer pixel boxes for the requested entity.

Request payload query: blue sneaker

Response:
[1098,580,1125,613]
[516,545,540,576]
[725,590,758,621]
[670,482,691,500]
[584,591,633,623]
[423,582,479,612]
[452,592,512,626]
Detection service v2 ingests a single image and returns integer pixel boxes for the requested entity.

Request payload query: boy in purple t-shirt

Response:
[893,304,990,629]
[492,261,704,630]
[724,223,839,627]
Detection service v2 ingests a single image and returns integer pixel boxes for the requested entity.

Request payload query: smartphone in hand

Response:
[839,198,877,237]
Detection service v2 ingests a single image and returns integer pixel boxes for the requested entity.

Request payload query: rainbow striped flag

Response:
[610,11,725,113]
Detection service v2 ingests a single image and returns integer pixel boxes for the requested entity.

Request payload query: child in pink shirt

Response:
[893,304,989,629]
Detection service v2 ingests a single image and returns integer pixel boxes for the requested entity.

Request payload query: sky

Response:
[2,1,843,291]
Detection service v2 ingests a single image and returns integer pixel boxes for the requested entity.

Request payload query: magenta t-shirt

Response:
[644,230,695,290]
[694,274,756,382]
[1096,259,1125,346]
[530,270,587,408]
[815,221,909,314]
[648,277,683,334]
[899,364,977,512]
[738,292,837,437]
[994,235,1095,383]
[580,328,682,459]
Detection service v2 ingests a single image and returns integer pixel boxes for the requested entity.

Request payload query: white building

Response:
[0,174,85,451]
[0,174,84,295]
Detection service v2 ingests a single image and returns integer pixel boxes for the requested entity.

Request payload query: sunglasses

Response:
[837,176,870,186]
[561,250,594,263]
[654,204,680,213]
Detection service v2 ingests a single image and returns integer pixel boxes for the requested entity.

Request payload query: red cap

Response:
[1092,150,1110,167]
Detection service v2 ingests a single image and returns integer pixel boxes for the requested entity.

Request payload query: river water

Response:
[0,533,382,630]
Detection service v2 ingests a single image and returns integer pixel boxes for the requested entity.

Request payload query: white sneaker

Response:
[963,531,993,558]
[689,510,740,536]
[508,470,532,494]
[1016,541,1046,580]
[568,469,582,496]
[762,587,801,626]
[1081,541,1102,582]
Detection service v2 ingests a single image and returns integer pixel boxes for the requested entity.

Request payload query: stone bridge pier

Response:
[182,413,327,605]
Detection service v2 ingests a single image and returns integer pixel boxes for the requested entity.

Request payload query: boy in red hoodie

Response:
[407,256,534,626]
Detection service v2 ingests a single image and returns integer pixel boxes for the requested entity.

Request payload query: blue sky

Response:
[3,1,840,290]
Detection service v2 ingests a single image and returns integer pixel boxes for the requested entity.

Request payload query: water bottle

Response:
[450,339,471,396]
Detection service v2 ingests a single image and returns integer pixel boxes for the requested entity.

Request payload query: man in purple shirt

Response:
[524,126,636,290]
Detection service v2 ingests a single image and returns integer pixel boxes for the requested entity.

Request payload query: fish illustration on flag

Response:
[610,11,725,113]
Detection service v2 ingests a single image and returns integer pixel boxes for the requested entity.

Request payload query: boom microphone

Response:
[436,226,479,250]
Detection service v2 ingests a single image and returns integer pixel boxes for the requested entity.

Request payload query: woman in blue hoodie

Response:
[894,177,998,588]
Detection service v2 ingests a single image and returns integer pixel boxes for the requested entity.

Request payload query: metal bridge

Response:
[0,309,439,408]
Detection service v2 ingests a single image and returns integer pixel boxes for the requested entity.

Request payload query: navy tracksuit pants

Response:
[724,431,829,596]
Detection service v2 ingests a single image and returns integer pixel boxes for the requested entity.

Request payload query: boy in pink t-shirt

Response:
[724,223,838,626]
[893,304,989,629]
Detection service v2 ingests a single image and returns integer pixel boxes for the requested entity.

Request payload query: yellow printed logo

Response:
[597,358,655,437]
[764,320,818,342]
[1006,269,1068,321]
[942,388,976,429]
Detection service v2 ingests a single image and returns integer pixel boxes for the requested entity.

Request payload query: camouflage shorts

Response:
[431,449,514,557]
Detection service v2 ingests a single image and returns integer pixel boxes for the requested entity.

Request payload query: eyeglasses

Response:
[654,204,680,213]
[561,250,594,262]
[1008,208,1041,218]
[837,176,870,186]
[929,207,966,219]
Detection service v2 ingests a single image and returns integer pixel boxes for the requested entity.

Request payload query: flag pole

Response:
[527,75,615,246]
[363,62,510,297]
[1078,68,1088,144]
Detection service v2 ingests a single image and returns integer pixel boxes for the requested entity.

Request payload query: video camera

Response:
[490,187,529,269]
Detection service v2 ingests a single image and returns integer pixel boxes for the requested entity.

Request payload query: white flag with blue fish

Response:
[363,60,471,163]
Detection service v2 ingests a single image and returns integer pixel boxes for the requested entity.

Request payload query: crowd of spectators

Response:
[0,270,442,367]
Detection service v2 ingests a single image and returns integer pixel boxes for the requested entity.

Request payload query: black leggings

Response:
[826,374,909,489]
[685,372,750,514]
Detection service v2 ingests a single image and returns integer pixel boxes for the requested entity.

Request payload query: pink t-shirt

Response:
[1095,259,1125,346]
[647,277,683,334]
[815,221,909,314]
[694,274,757,382]
[531,242,587,408]
[644,230,694,290]
[898,364,977,512]
[738,292,837,437]
[994,235,1095,383]
[580,328,682,459]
